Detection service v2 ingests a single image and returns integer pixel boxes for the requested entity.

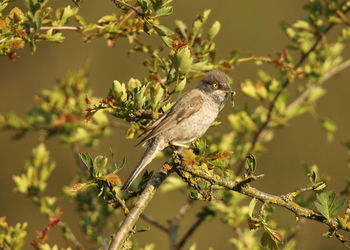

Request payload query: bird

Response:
[121,69,231,190]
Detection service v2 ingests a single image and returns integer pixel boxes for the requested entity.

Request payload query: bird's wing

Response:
[137,91,204,146]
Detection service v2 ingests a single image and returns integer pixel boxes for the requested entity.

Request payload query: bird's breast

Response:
[167,97,220,142]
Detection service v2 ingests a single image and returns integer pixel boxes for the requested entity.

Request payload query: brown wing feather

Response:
[137,92,204,146]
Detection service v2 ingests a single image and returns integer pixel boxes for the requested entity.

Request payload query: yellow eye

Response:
[212,83,218,89]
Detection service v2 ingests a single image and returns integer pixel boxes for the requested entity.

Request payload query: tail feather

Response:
[121,141,163,190]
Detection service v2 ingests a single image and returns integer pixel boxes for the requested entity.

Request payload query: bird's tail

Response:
[121,141,163,190]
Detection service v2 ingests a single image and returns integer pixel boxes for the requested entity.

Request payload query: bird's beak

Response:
[222,86,232,93]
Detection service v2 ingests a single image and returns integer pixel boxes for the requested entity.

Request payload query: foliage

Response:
[0,217,27,250]
[1,0,350,249]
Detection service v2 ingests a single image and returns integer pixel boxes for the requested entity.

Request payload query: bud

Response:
[208,21,221,40]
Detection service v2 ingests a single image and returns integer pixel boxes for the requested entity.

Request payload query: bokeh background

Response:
[1,0,350,249]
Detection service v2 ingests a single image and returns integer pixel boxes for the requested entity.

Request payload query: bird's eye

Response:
[212,83,219,89]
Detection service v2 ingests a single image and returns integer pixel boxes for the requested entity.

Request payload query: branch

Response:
[140,213,169,233]
[39,9,136,32]
[57,221,84,250]
[180,165,350,233]
[237,56,273,63]
[40,26,86,31]
[288,58,350,110]
[168,200,195,249]
[283,182,325,200]
[111,0,146,18]
[176,216,205,250]
[235,8,350,175]
[108,167,174,250]
[173,200,195,224]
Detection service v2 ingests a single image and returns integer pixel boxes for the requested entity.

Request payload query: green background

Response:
[1,0,350,249]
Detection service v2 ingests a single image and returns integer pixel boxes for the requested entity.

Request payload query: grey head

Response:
[198,69,231,103]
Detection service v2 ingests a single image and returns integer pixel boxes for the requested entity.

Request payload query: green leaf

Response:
[0,1,9,12]
[114,156,126,172]
[245,154,257,173]
[160,176,186,193]
[71,0,81,7]
[192,9,211,36]
[261,232,278,250]
[208,21,221,40]
[154,24,174,47]
[79,153,94,175]
[195,138,207,155]
[307,86,326,103]
[240,80,259,99]
[314,192,345,220]
[305,164,319,184]
[175,46,192,74]
[55,5,79,26]
[13,144,56,195]
[175,19,188,40]
[0,217,27,250]
[248,198,257,217]
[175,78,186,92]
[191,61,213,72]
[93,155,108,175]
[154,24,174,36]
[159,35,173,48]
[319,117,337,142]
[154,6,173,17]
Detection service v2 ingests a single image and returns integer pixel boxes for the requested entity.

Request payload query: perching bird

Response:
[121,69,231,190]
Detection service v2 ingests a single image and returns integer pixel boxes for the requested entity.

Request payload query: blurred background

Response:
[1,0,350,249]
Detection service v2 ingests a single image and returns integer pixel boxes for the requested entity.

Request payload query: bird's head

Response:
[198,69,231,103]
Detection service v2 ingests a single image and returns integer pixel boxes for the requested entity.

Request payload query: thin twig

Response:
[168,200,196,249]
[279,218,305,248]
[235,8,350,175]
[175,216,205,250]
[119,10,136,26]
[111,0,146,18]
[237,56,273,63]
[140,213,169,233]
[40,26,84,31]
[235,227,252,250]
[173,200,195,223]
[283,182,325,200]
[71,144,87,173]
[57,221,84,250]
[288,58,350,110]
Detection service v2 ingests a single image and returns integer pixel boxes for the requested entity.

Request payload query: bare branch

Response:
[173,200,195,223]
[168,200,195,249]
[140,213,169,233]
[176,216,205,250]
